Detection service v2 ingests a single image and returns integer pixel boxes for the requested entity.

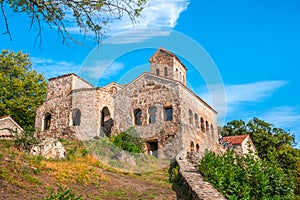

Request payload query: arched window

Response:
[44,113,51,130]
[201,117,205,132]
[164,67,168,76]
[72,109,81,126]
[190,141,194,151]
[156,68,160,75]
[206,121,210,132]
[188,109,193,124]
[194,113,199,128]
[164,106,173,121]
[134,109,142,125]
[210,124,214,135]
[196,144,200,152]
[149,106,157,124]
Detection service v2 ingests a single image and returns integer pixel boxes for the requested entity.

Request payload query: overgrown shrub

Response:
[199,150,296,200]
[44,186,83,200]
[5,127,40,152]
[111,127,145,153]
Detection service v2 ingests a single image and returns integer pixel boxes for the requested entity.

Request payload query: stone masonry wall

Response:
[71,88,114,140]
[176,150,226,200]
[114,73,182,159]
[178,86,219,153]
[35,75,73,138]
[35,74,93,139]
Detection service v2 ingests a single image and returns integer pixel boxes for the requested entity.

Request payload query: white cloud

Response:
[199,80,288,120]
[64,0,190,43]
[259,107,300,129]
[31,57,80,79]
[79,61,124,80]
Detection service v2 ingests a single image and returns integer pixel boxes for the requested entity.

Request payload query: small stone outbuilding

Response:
[0,115,23,140]
[35,48,220,159]
[222,134,256,156]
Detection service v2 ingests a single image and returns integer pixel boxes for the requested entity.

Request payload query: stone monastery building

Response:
[35,48,219,158]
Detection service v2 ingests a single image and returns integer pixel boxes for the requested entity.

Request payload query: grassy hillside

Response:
[0,140,178,200]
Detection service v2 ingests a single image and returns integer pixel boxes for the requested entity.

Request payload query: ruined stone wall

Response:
[178,86,219,152]
[114,73,183,159]
[35,75,73,138]
[35,74,95,139]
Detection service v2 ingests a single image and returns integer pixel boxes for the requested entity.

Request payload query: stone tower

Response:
[149,48,187,85]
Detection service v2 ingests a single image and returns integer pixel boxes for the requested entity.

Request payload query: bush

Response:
[44,186,83,200]
[8,127,40,152]
[199,150,296,200]
[111,127,145,153]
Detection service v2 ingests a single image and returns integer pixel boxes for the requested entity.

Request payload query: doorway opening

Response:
[146,140,158,158]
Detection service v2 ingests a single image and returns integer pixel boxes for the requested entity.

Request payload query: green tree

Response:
[221,117,300,196]
[0,50,47,128]
[1,0,147,45]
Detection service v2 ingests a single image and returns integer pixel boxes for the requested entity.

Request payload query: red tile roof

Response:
[223,134,249,145]
[0,115,10,120]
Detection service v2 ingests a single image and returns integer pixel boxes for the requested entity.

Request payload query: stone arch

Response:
[44,113,51,131]
[134,108,142,125]
[101,106,113,136]
[190,141,194,151]
[72,109,81,126]
[149,106,157,124]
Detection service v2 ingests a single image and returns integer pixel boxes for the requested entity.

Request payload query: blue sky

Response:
[1,0,300,147]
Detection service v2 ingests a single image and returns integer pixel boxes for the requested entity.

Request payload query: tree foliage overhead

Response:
[0,49,47,128]
[1,0,147,45]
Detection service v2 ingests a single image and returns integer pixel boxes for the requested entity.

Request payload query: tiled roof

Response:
[0,115,10,120]
[223,134,249,145]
